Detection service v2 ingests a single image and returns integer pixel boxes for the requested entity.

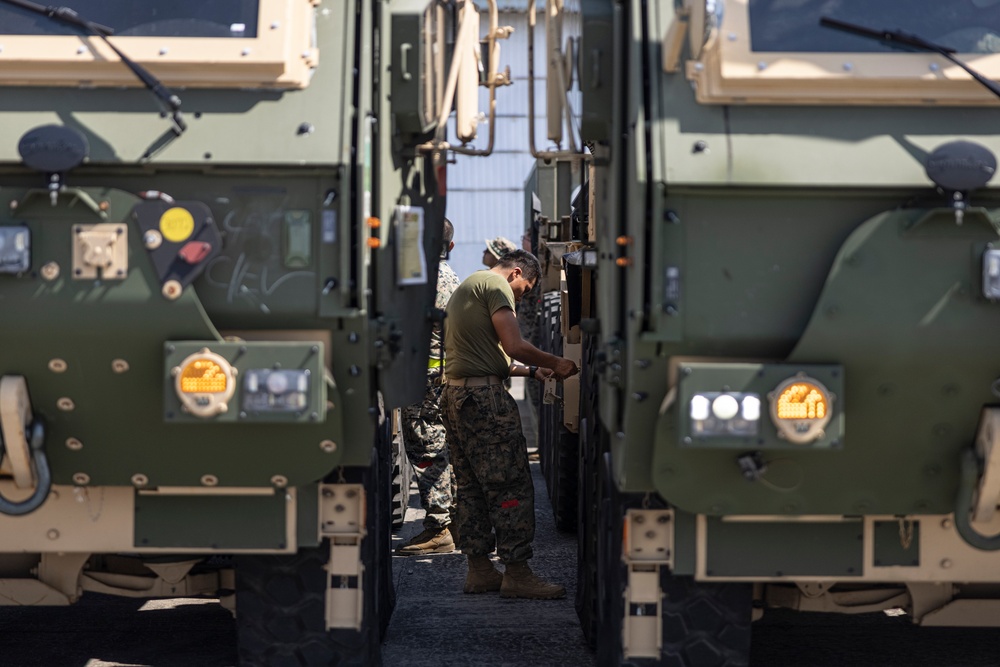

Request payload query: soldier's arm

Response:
[492,307,578,379]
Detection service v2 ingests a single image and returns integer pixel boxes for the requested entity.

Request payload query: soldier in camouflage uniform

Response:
[441,249,578,599]
[396,219,462,556]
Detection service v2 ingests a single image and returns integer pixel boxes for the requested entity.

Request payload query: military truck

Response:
[527,0,1000,664]
[0,0,509,664]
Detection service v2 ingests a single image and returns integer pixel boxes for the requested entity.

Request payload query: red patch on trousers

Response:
[417,461,433,469]
[500,499,520,509]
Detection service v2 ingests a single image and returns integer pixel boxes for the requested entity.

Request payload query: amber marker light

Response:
[180,358,228,394]
[366,237,381,248]
[768,375,834,444]
[366,217,380,229]
[172,349,236,418]
[775,382,828,420]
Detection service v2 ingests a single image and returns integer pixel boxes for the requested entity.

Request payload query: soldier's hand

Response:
[537,367,555,381]
[552,357,579,380]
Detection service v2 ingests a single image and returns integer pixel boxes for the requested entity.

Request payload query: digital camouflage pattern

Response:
[430,260,460,365]
[401,380,455,530]
[441,384,535,564]
[402,259,460,530]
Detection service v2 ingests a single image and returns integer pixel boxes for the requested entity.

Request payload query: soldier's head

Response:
[493,249,541,302]
[483,236,517,268]
[442,217,455,259]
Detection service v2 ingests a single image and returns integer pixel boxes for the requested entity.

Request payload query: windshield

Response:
[0,0,259,38]
[749,0,1000,53]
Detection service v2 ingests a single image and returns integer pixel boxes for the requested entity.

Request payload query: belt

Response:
[446,375,502,387]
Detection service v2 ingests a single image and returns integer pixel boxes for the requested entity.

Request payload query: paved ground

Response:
[382,377,596,667]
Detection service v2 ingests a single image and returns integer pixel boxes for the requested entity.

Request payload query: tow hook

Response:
[0,376,52,516]
[955,408,1000,550]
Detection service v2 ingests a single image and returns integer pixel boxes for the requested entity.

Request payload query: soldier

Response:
[441,249,578,599]
[482,236,517,268]
[396,218,462,556]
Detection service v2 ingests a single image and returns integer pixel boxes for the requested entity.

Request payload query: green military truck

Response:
[0,0,510,664]
[529,0,1000,664]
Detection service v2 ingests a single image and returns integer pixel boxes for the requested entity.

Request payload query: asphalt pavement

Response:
[382,377,596,667]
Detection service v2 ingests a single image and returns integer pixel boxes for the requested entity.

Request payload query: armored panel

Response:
[705,518,863,578]
[135,492,287,549]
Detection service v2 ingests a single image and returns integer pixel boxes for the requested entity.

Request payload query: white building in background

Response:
[444,1,580,280]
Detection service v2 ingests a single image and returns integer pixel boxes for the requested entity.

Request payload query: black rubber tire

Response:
[390,408,413,533]
[235,401,395,666]
[576,328,603,646]
[551,428,579,533]
[594,455,752,667]
[537,291,563,486]
[538,290,580,530]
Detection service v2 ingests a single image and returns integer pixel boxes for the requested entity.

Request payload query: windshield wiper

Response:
[820,16,1000,102]
[1,0,187,135]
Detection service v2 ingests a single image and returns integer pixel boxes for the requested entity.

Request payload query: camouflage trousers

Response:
[441,384,535,564]
[401,377,455,531]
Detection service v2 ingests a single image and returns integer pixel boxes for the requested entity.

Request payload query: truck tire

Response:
[595,455,752,667]
[550,428,579,533]
[235,401,395,666]
[576,329,603,646]
[538,290,578,531]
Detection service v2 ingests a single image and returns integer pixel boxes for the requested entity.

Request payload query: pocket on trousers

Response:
[467,388,522,487]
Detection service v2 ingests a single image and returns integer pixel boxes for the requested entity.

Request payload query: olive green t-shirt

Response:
[444,270,516,379]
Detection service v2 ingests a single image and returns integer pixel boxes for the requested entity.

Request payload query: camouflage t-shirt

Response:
[429,260,460,365]
[444,270,515,379]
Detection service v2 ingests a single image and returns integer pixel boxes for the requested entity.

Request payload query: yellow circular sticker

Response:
[159,207,195,243]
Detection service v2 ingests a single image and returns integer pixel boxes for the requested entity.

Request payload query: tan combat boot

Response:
[464,555,503,593]
[395,527,454,556]
[500,561,566,599]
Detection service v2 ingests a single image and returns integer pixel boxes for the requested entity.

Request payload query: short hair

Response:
[442,217,454,245]
[442,217,454,257]
[495,249,541,284]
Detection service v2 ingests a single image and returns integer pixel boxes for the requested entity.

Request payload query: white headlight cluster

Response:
[690,392,760,437]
